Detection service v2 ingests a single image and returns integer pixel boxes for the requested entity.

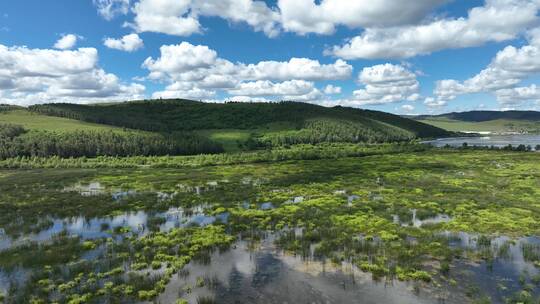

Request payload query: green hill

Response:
[0,105,223,158]
[413,110,540,133]
[28,99,451,144]
[0,100,452,158]
[415,110,540,122]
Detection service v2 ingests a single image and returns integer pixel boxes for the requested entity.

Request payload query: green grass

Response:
[418,117,540,133]
[0,109,121,132]
[196,122,298,152]
[196,129,252,152]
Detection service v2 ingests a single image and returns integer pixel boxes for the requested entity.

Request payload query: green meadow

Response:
[0,110,121,133]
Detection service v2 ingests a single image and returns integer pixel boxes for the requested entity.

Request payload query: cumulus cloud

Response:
[129,0,280,37]
[278,0,447,35]
[152,84,215,100]
[342,64,420,106]
[239,58,352,81]
[433,29,540,106]
[93,0,130,20]
[130,0,201,36]
[328,0,540,59]
[495,85,540,105]
[192,0,281,37]
[0,44,145,105]
[323,84,341,94]
[227,96,271,103]
[227,80,317,97]
[143,42,218,78]
[401,104,415,112]
[144,41,352,101]
[104,33,144,52]
[124,0,448,38]
[424,97,446,108]
[54,34,79,50]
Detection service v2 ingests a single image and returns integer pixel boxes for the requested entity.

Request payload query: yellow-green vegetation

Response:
[0,226,233,303]
[0,109,120,132]
[196,129,253,152]
[0,148,539,303]
[419,117,540,133]
[196,121,296,152]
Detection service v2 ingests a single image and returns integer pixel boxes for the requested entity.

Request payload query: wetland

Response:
[0,150,539,303]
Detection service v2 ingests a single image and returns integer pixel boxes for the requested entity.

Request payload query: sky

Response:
[1,0,540,114]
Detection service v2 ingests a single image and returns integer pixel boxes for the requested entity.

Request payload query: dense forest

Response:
[29,99,451,138]
[0,123,223,159]
[250,118,414,148]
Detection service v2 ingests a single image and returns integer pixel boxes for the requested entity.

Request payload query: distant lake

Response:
[424,134,540,150]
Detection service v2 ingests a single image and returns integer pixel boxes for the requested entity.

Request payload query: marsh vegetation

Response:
[0,148,539,303]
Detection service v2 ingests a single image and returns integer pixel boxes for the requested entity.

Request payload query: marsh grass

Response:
[1,149,540,302]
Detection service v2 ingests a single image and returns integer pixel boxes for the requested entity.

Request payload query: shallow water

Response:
[0,205,227,251]
[424,134,540,149]
[442,232,540,303]
[392,210,452,227]
[2,178,540,303]
[158,237,457,304]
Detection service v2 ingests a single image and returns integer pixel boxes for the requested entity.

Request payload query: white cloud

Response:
[424,97,447,108]
[130,0,201,36]
[143,42,218,78]
[0,44,145,105]
[93,0,130,20]
[324,84,341,94]
[152,84,215,100]
[126,0,448,38]
[401,104,415,112]
[434,29,540,106]
[328,0,540,59]
[227,96,271,103]
[104,33,144,52]
[239,58,352,81]
[192,0,281,38]
[129,0,280,37]
[346,63,420,106]
[227,80,316,96]
[144,42,351,102]
[495,84,540,105]
[278,0,447,35]
[144,42,351,82]
[54,34,79,50]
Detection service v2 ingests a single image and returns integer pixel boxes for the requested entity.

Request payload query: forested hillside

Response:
[29,99,451,139]
[0,100,452,158]
[0,123,223,159]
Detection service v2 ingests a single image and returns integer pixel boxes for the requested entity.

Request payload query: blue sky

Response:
[1,0,540,114]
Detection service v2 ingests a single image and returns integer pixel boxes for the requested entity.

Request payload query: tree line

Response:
[0,142,430,169]
[0,123,223,159]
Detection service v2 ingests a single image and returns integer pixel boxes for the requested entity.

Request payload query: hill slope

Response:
[28,99,451,142]
[415,110,540,122]
[0,105,223,158]
[414,110,540,133]
[0,108,121,132]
